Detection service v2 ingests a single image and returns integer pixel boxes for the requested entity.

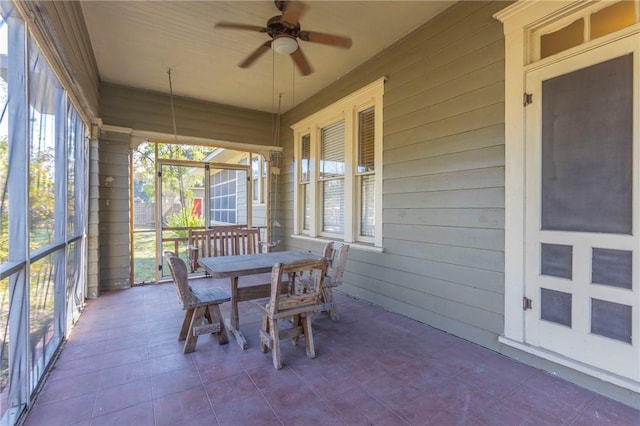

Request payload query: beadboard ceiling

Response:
[81,1,453,114]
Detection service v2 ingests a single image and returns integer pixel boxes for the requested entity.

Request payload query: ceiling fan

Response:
[215,0,352,76]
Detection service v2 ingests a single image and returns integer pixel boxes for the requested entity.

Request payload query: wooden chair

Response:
[256,258,327,369]
[320,241,350,321]
[164,251,230,353]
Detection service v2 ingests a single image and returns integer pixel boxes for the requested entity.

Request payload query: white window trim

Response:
[291,77,385,248]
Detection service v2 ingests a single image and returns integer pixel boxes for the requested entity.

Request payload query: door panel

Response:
[525,37,639,381]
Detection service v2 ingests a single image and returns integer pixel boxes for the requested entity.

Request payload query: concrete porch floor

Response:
[22,276,640,425]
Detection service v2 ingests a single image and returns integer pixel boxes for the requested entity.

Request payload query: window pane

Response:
[592,248,632,289]
[209,168,240,226]
[358,107,375,173]
[323,178,344,234]
[591,298,632,343]
[0,18,6,264]
[591,1,635,40]
[320,121,344,179]
[541,55,632,234]
[29,38,62,251]
[251,156,260,202]
[541,243,572,279]
[66,241,83,326]
[541,18,584,59]
[303,184,311,231]
[30,253,57,379]
[132,142,157,284]
[72,110,86,235]
[300,134,310,183]
[360,174,375,237]
[251,156,259,179]
[67,107,77,237]
[0,276,8,421]
[541,288,572,327]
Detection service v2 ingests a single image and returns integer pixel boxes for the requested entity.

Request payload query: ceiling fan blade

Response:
[281,1,307,25]
[290,47,313,76]
[215,22,267,33]
[299,31,352,49]
[239,41,272,68]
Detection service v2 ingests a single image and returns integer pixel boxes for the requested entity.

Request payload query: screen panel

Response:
[541,54,633,234]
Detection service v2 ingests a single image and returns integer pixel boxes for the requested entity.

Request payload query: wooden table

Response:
[198,250,322,349]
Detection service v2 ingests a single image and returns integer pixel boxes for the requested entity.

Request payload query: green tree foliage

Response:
[29,146,55,246]
[133,142,210,205]
[166,207,203,237]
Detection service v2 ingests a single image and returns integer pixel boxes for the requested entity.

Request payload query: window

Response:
[292,78,384,247]
[251,154,266,204]
[533,1,638,61]
[320,121,345,234]
[210,169,237,224]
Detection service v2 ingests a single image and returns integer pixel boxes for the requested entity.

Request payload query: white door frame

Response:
[496,1,640,392]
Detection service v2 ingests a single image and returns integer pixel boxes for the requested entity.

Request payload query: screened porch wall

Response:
[278,1,507,350]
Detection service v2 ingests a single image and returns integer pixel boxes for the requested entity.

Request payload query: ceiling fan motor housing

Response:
[266,15,300,39]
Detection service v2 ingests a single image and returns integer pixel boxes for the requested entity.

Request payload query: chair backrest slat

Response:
[269,259,327,316]
[188,225,262,272]
[164,251,196,306]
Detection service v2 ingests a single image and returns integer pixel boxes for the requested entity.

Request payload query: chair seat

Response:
[184,287,230,310]
[164,251,230,353]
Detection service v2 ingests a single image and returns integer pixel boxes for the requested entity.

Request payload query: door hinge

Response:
[523,92,533,106]
[523,297,532,310]
[158,264,162,271]
[157,171,162,178]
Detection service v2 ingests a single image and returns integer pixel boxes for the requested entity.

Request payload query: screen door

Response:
[524,38,639,381]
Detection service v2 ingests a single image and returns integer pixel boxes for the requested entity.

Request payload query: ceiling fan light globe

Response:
[272,37,298,55]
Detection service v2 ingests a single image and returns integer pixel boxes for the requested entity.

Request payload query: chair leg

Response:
[270,318,282,369]
[301,315,315,359]
[260,314,269,353]
[179,308,194,341]
[183,306,206,354]
[322,287,340,321]
[207,305,228,345]
[291,314,301,346]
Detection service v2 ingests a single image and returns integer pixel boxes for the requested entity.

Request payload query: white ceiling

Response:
[81,1,454,113]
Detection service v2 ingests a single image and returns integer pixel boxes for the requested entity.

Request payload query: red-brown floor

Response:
[23,277,640,425]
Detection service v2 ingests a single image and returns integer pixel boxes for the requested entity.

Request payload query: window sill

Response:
[290,234,384,253]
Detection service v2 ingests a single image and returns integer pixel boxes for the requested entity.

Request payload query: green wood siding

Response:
[278,1,508,349]
[98,132,131,291]
[100,83,273,145]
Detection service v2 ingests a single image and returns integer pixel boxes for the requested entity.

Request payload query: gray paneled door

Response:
[524,37,639,382]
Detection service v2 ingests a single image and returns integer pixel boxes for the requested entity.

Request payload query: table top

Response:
[197,250,323,278]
